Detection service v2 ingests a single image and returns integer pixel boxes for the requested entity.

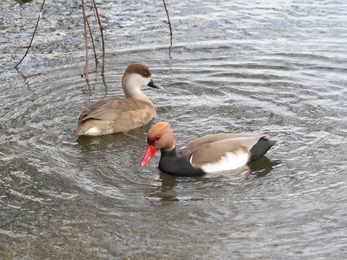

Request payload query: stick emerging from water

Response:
[162,0,173,47]
[91,0,106,76]
[15,0,46,68]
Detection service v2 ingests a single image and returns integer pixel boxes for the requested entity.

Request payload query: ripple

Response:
[1,0,347,258]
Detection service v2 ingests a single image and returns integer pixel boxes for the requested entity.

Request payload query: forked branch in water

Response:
[81,0,104,81]
[15,0,104,81]
[16,0,171,80]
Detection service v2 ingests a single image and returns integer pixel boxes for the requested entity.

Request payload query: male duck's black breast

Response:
[158,149,206,177]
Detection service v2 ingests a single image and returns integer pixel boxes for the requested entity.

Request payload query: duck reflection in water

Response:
[144,157,281,202]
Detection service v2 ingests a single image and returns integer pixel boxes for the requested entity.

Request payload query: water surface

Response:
[1,0,347,258]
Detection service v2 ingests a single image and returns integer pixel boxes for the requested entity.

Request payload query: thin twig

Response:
[162,0,172,47]
[86,18,98,63]
[91,0,106,76]
[15,0,46,68]
[81,0,89,80]
[101,73,108,96]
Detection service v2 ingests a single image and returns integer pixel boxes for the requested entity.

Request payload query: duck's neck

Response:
[125,87,152,103]
[122,76,152,104]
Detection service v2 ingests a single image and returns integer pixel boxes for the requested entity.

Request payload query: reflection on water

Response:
[144,157,281,202]
[14,0,32,5]
[1,0,347,258]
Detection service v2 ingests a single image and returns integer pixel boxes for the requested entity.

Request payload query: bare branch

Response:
[91,0,106,76]
[81,0,89,80]
[162,0,172,46]
[86,18,98,63]
[15,0,46,68]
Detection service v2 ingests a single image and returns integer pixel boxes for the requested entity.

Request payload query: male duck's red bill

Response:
[141,122,278,177]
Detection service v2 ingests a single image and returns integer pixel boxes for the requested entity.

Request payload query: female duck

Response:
[72,63,163,137]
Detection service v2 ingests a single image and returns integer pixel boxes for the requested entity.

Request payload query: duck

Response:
[72,63,164,137]
[141,122,278,177]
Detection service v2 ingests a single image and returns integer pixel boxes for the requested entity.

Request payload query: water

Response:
[1,0,347,258]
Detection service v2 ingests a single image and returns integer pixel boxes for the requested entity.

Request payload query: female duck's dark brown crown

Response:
[122,63,152,81]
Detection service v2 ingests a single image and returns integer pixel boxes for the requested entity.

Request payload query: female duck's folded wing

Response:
[78,98,152,122]
[78,97,122,122]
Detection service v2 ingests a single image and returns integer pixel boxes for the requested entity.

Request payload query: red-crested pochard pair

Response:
[73,63,278,176]
[72,63,164,137]
[141,122,278,177]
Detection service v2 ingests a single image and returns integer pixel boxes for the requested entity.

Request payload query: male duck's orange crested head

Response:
[141,122,176,166]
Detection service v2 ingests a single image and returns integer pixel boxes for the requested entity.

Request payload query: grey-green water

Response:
[1,0,347,258]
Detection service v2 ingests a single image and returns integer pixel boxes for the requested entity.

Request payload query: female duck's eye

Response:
[143,72,148,77]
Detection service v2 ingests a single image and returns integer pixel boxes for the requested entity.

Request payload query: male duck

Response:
[141,122,278,177]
